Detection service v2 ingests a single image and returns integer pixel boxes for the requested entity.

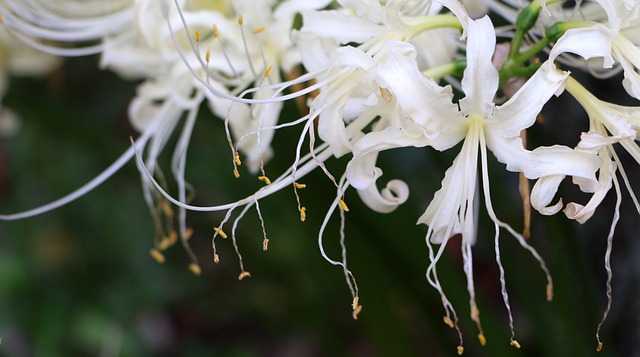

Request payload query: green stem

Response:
[514,37,550,65]
[423,60,467,80]
[409,14,463,36]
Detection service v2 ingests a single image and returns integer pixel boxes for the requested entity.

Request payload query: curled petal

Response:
[357,179,410,213]
[531,175,565,215]
[549,24,616,68]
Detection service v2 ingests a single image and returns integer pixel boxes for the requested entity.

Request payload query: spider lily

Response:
[347,14,600,349]
[0,0,135,56]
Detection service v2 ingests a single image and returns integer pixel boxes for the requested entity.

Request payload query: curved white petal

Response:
[549,24,616,68]
[530,175,565,215]
[357,179,410,213]
[458,16,498,116]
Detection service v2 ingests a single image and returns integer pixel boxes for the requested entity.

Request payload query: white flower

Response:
[546,0,640,98]
[347,15,600,345]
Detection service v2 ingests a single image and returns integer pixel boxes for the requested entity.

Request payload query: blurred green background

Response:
[0,56,637,357]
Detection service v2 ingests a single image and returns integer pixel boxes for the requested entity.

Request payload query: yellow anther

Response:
[262,238,269,251]
[167,231,178,245]
[214,227,228,239]
[478,333,487,346]
[510,340,521,349]
[546,283,554,302]
[294,182,306,189]
[264,65,273,77]
[443,316,455,329]
[300,207,307,222]
[238,271,251,280]
[149,248,165,264]
[234,152,242,166]
[195,31,201,42]
[258,176,272,185]
[339,199,350,212]
[233,169,240,178]
[352,305,362,320]
[205,49,211,63]
[213,24,219,37]
[213,253,220,264]
[184,227,193,240]
[253,26,265,34]
[157,239,171,251]
[597,342,603,352]
[379,87,393,103]
[0,15,4,24]
[189,263,202,276]
[238,14,244,25]
[352,296,359,310]
[457,346,464,355]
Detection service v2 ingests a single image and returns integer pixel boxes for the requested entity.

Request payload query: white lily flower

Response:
[347,14,601,347]
[0,0,135,56]
[546,0,640,98]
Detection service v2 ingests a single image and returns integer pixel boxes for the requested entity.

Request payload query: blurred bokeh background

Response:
[0,55,638,357]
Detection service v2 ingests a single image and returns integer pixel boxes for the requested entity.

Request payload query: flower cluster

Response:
[1,0,640,353]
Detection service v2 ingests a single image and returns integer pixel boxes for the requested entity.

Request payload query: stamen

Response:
[189,263,202,276]
[213,253,220,264]
[233,169,241,178]
[597,342,603,352]
[238,271,251,280]
[214,227,228,239]
[510,340,521,349]
[258,176,272,185]
[443,316,455,328]
[478,333,487,346]
[379,87,393,103]
[234,152,242,166]
[300,207,307,222]
[264,65,273,78]
[352,304,363,320]
[238,14,244,26]
[253,26,265,34]
[546,283,554,302]
[195,31,200,42]
[457,346,464,355]
[213,24,219,37]
[205,49,210,63]
[184,227,193,240]
[262,238,269,251]
[294,182,306,189]
[149,249,166,264]
[339,199,350,212]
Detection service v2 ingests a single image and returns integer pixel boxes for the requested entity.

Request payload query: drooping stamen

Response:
[149,248,166,264]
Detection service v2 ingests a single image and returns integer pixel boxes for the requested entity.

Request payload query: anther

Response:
[205,49,211,63]
[213,24,219,37]
[253,26,266,34]
[214,227,228,239]
[457,346,464,355]
[379,87,393,103]
[238,14,244,25]
[149,248,165,264]
[546,283,554,302]
[300,207,307,222]
[294,182,306,189]
[234,152,242,166]
[238,271,251,280]
[510,340,521,349]
[195,31,201,42]
[597,342,603,352]
[263,238,269,251]
[167,231,178,245]
[443,316,455,329]
[339,199,350,212]
[478,333,487,346]
[184,227,193,240]
[264,65,273,77]
[189,263,202,276]
[352,304,363,320]
[352,296,359,310]
[233,169,240,178]
[213,253,220,264]
[258,176,272,185]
